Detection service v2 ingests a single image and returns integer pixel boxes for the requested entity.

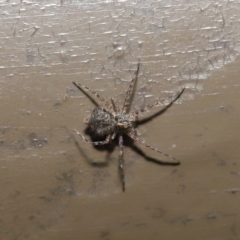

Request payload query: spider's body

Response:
[85,107,133,136]
[73,62,185,191]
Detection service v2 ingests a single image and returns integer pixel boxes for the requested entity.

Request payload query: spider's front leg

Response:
[74,129,111,146]
[72,82,113,112]
[118,134,125,192]
[130,88,185,116]
[111,98,120,114]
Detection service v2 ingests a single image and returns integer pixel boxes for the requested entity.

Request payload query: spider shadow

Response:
[74,127,180,169]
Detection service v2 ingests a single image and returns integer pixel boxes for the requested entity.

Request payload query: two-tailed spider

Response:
[73,62,185,191]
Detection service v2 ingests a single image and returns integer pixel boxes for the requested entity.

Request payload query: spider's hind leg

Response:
[74,129,111,146]
[127,131,180,164]
[118,135,125,191]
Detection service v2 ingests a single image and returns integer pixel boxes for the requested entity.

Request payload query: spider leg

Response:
[111,97,120,114]
[128,111,139,139]
[118,134,125,191]
[111,132,117,140]
[122,62,140,114]
[127,131,180,164]
[131,99,165,115]
[73,82,113,112]
[130,88,185,116]
[132,112,139,139]
[74,129,111,146]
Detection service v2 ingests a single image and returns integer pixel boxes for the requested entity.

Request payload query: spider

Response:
[73,62,185,191]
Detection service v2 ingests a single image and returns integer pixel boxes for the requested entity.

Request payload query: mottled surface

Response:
[0,1,240,240]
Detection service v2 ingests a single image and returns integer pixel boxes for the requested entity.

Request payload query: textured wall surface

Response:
[0,1,240,239]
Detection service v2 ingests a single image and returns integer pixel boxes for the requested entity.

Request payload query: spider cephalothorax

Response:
[73,62,185,191]
[114,114,132,130]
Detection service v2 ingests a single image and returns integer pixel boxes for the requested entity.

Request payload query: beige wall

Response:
[0,1,240,239]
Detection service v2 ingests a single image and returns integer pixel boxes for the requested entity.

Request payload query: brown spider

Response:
[73,62,185,191]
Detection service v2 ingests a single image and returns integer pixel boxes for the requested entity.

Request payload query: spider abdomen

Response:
[87,107,115,136]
